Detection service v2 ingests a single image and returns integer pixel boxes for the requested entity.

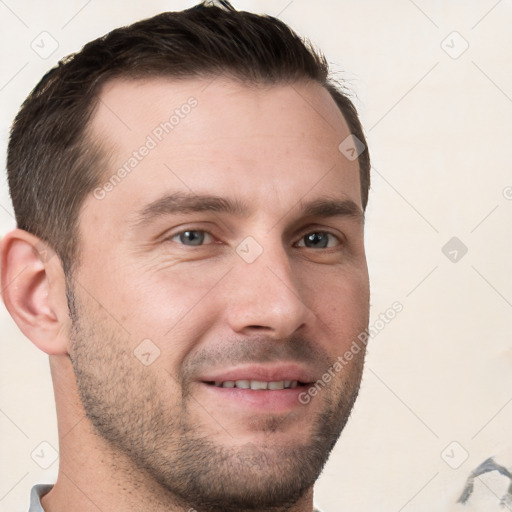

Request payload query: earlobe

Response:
[0,229,70,355]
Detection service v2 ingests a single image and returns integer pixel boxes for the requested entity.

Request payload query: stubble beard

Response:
[66,283,365,512]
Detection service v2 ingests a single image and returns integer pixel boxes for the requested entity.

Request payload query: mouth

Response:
[199,380,313,412]
[196,365,316,412]
[202,379,310,390]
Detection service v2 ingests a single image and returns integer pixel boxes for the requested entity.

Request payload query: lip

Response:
[197,363,317,385]
[195,364,316,412]
[198,381,312,411]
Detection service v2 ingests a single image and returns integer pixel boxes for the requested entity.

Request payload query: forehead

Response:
[83,76,361,229]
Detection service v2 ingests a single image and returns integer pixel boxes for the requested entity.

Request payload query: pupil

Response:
[306,233,327,248]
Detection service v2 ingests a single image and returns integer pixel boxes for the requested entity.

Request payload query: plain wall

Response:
[1,1,511,511]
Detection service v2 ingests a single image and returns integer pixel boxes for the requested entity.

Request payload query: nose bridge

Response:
[224,232,314,336]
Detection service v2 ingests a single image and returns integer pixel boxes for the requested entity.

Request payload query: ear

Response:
[1,229,70,355]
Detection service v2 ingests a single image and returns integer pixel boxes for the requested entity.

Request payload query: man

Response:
[1,1,371,511]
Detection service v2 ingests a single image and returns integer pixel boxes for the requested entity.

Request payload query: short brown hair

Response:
[7,0,370,275]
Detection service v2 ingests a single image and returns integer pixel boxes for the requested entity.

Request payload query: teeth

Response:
[250,380,268,390]
[212,379,300,390]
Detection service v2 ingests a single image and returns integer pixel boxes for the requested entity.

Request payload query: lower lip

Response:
[198,383,312,412]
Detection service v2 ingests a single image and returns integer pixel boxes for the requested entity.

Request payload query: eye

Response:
[169,230,214,246]
[296,232,340,249]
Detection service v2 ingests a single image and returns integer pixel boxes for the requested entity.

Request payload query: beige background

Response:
[1,1,511,511]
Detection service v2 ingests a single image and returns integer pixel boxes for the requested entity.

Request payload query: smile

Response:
[204,379,308,390]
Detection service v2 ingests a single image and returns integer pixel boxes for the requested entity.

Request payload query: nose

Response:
[222,239,316,338]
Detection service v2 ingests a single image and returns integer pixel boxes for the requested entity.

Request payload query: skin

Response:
[1,76,370,512]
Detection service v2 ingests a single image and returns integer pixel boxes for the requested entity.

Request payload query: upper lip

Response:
[198,364,316,384]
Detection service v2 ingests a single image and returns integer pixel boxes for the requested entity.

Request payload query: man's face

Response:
[68,76,370,511]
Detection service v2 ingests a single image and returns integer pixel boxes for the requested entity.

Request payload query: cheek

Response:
[304,264,370,337]
[96,259,231,349]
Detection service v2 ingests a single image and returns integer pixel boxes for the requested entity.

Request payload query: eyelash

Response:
[167,229,342,249]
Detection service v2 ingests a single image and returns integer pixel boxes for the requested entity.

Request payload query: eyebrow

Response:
[134,192,249,226]
[133,192,364,227]
[298,197,364,222]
